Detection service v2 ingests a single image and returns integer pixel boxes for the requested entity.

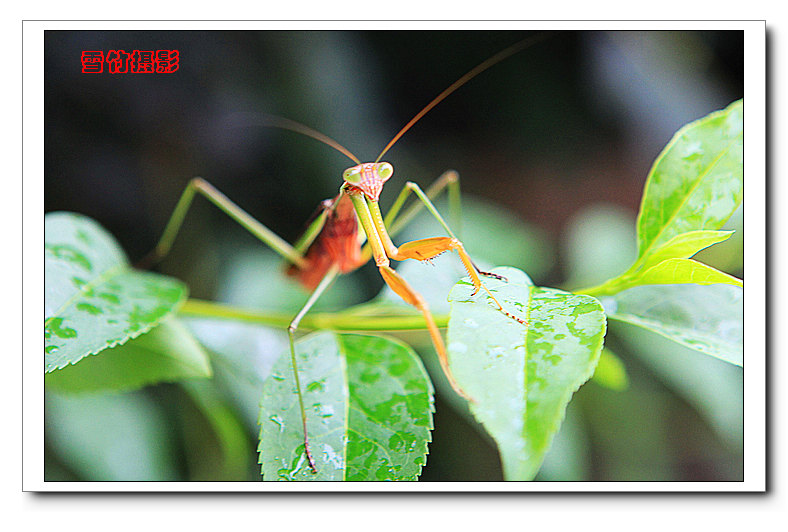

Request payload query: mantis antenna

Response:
[226,112,361,164]
[230,33,553,168]
[374,32,554,163]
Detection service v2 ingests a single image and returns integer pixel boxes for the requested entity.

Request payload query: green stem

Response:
[573,278,636,298]
[179,298,449,331]
[572,262,644,297]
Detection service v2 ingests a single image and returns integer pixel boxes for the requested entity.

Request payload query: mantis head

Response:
[342,162,394,201]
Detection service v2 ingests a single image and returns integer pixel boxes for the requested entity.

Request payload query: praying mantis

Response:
[140,33,550,473]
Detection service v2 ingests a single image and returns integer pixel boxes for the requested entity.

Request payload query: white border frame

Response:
[24,20,765,492]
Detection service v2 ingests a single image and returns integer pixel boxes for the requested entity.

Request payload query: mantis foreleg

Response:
[359,170,461,264]
[368,182,524,324]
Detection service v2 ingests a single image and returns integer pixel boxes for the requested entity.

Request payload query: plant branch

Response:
[179,298,449,331]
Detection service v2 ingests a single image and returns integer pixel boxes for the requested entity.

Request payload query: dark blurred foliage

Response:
[44,29,744,482]
[45,30,743,286]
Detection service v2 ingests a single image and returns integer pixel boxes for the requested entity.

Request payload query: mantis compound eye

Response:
[342,165,363,185]
[376,162,394,181]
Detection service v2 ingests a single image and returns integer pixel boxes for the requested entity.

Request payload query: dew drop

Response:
[488,345,506,359]
[269,414,285,432]
[306,380,325,393]
[322,443,344,470]
[313,403,335,419]
[449,342,468,354]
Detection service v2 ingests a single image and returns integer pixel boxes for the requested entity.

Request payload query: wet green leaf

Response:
[637,230,735,272]
[447,267,606,480]
[575,101,744,298]
[258,333,434,481]
[637,258,743,288]
[45,212,188,372]
[601,284,743,366]
[637,99,743,259]
[45,318,212,393]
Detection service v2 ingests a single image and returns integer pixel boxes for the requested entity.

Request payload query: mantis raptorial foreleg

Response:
[377,263,471,401]
[374,181,515,296]
[373,173,505,282]
[369,178,524,327]
[358,170,461,264]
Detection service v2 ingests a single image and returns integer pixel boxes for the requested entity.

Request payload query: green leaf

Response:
[181,379,253,480]
[614,321,743,449]
[45,212,188,372]
[447,267,607,480]
[574,102,743,299]
[46,391,178,481]
[258,333,434,481]
[45,318,212,394]
[637,230,735,272]
[591,348,629,392]
[600,284,743,366]
[184,317,287,430]
[637,99,743,259]
[637,258,743,288]
[694,205,743,274]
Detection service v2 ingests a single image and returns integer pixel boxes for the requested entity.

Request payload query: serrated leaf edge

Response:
[639,258,743,288]
[517,291,606,480]
[339,333,435,481]
[257,332,435,481]
[636,100,743,259]
[45,285,188,373]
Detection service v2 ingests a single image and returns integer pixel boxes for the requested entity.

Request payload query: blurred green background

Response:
[44,29,744,482]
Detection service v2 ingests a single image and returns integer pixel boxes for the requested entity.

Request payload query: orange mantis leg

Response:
[348,187,484,401]
[378,263,471,400]
[368,186,525,324]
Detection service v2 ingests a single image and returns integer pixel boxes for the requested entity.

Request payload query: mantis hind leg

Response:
[286,265,341,474]
[137,177,307,270]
